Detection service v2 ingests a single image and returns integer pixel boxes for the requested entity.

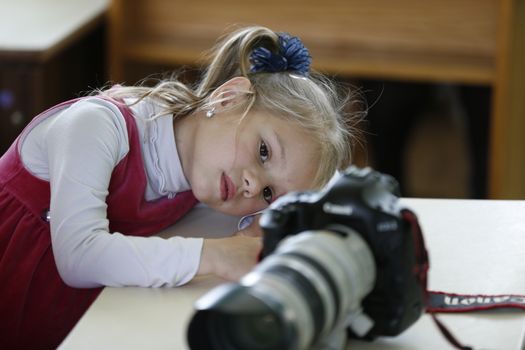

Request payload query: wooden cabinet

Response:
[0,62,41,153]
[0,0,108,155]
[107,0,525,198]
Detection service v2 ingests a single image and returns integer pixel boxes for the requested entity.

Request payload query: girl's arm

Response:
[44,99,203,288]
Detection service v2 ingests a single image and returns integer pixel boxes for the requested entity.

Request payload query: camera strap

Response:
[427,290,525,313]
[403,209,525,350]
[423,292,525,350]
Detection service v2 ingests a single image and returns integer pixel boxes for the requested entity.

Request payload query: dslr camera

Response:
[187,166,429,350]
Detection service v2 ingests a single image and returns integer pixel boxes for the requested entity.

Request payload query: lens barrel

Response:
[187,229,375,350]
[187,284,290,350]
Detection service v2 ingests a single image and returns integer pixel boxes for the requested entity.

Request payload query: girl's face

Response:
[179,107,320,216]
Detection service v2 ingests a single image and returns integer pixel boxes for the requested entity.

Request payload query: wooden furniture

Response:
[106,0,525,199]
[0,0,109,155]
[59,199,525,349]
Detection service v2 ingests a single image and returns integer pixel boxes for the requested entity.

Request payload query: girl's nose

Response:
[242,169,263,198]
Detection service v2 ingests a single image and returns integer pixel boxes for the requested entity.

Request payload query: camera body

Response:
[259,166,429,339]
[187,167,429,350]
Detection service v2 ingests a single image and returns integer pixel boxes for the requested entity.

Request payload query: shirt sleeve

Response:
[46,99,203,288]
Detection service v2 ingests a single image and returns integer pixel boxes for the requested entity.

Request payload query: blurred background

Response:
[1,0,523,199]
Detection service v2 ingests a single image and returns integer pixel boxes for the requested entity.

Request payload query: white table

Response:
[59,199,525,349]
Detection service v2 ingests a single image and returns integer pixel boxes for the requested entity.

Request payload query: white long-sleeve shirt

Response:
[19,97,203,288]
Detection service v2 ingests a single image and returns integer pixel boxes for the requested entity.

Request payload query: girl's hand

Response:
[198,235,262,281]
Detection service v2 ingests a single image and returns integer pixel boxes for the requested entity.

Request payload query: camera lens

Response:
[187,284,294,350]
[211,312,283,349]
[188,229,375,350]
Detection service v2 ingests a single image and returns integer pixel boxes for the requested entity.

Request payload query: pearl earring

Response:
[205,107,216,118]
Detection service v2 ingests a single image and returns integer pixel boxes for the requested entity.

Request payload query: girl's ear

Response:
[209,77,252,109]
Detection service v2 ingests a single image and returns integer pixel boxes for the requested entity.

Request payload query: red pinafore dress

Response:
[0,97,198,349]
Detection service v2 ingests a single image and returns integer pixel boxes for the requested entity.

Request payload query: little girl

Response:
[0,26,358,349]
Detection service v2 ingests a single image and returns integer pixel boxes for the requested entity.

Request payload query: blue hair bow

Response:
[250,33,312,76]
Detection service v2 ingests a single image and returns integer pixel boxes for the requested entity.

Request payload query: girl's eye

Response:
[263,186,273,204]
[259,141,269,162]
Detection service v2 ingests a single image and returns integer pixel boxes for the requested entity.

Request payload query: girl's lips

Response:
[221,173,236,201]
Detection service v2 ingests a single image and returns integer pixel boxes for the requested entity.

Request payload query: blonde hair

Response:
[102,25,362,189]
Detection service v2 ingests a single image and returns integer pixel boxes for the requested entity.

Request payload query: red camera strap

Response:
[425,290,525,350]
[427,290,525,313]
[427,313,473,350]
[423,241,524,348]
[402,209,525,349]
